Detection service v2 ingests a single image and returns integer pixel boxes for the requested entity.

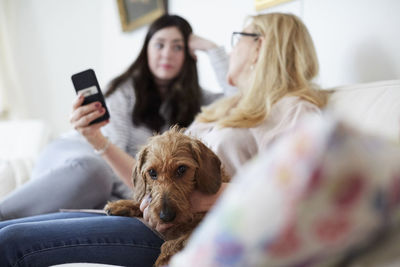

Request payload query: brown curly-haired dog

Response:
[104,126,230,266]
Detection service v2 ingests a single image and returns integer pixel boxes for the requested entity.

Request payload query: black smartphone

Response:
[71,68,110,125]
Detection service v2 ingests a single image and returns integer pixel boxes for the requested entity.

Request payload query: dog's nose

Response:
[159,207,176,223]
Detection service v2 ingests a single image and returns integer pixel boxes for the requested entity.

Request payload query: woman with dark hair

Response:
[106,14,207,131]
[0,14,233,221]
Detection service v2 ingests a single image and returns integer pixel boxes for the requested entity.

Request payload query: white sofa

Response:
[1,79,400,266]
[326,79,400,144]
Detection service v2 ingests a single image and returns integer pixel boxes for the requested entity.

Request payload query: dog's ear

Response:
[131,147,148,202]
[192,139,222,194]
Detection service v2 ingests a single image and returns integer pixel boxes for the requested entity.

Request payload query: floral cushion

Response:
[169,114,400,267]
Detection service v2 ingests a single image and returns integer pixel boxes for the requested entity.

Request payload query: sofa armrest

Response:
[0,119,52,200]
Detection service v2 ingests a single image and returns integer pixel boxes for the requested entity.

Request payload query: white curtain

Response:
[0,0,26,119]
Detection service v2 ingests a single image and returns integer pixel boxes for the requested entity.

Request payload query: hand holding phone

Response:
[71,69,110,125]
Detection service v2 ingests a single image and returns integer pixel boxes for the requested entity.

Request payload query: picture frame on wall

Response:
[117,0,168,32]
[254,0,293,11]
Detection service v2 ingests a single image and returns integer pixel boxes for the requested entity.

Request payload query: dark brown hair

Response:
[105,15,202,132]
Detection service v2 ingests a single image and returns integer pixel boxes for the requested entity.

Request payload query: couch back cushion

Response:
[326,79,400,143]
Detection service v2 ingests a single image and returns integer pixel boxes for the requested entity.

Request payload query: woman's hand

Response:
[190,183,229,213]
[69,93,109,149]
[140,195,173,233]
[188,34,218,60]
[139,183,228,233]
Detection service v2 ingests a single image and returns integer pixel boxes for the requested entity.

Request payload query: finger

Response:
[70,103,106,125]
[190,52,197,61]
[148,215,157,229]
[188,33,195,47]
[140,195,151,212]
[72,107,105,128]
[188,34,198,61]
[70,101,101,123]
[156,223,173,233]
[77,120,108,137]
[143,206,150,222]
[72,94,85,110]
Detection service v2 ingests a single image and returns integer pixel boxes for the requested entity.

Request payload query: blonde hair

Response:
[196,13,327,128]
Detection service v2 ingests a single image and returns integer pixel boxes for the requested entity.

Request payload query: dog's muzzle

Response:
[159,194,176,222]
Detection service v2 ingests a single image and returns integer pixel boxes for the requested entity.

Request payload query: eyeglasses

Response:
[231,32,260,48]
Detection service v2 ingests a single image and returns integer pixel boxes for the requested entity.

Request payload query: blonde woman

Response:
[0,13,327,267]
[178,12,327,219]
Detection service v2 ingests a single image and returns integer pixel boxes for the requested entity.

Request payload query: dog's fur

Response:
[104,126,230,266]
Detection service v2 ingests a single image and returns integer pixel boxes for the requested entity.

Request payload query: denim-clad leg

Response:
[0,212,164,267]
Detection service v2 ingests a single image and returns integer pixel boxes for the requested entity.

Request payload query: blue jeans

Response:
[0,212,164,267]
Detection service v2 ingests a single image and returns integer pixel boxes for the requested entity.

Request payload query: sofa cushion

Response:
[327,79,400,143]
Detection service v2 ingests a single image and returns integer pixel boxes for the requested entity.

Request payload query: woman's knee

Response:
[66,155,114,190]
[33,155,115,208]
[0,224,29,264]
[0,224,23,243]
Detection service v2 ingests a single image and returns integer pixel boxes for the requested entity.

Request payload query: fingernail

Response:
[95,103,100,108]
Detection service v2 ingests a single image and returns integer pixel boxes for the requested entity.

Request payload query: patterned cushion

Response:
[169,114,400,267]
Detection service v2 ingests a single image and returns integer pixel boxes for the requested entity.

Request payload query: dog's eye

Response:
[177,165,187,177]
[148,169,157,180]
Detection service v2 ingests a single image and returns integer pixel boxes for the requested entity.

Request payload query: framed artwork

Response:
[117,0,168,32]
[254,0,293,11]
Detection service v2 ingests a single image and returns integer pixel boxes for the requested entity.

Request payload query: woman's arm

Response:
[101,139,135,187]
[188,34,218,58]
[189,34,237,96]
[70,94,136,187]
[206,47,237,95]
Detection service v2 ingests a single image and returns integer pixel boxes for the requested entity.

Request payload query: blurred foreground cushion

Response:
[169,114,400,267]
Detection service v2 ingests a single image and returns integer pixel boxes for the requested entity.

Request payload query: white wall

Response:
[303,0,400,87]
[5,0,400,135]
[6,0,105,134]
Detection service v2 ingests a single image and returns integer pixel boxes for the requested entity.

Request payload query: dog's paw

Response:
[104,202,120,216]
[104,202,132,217]
[104,200,142,217]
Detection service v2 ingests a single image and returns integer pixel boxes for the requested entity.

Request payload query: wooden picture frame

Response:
[117,0,167,32]
[254,0,293,11]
